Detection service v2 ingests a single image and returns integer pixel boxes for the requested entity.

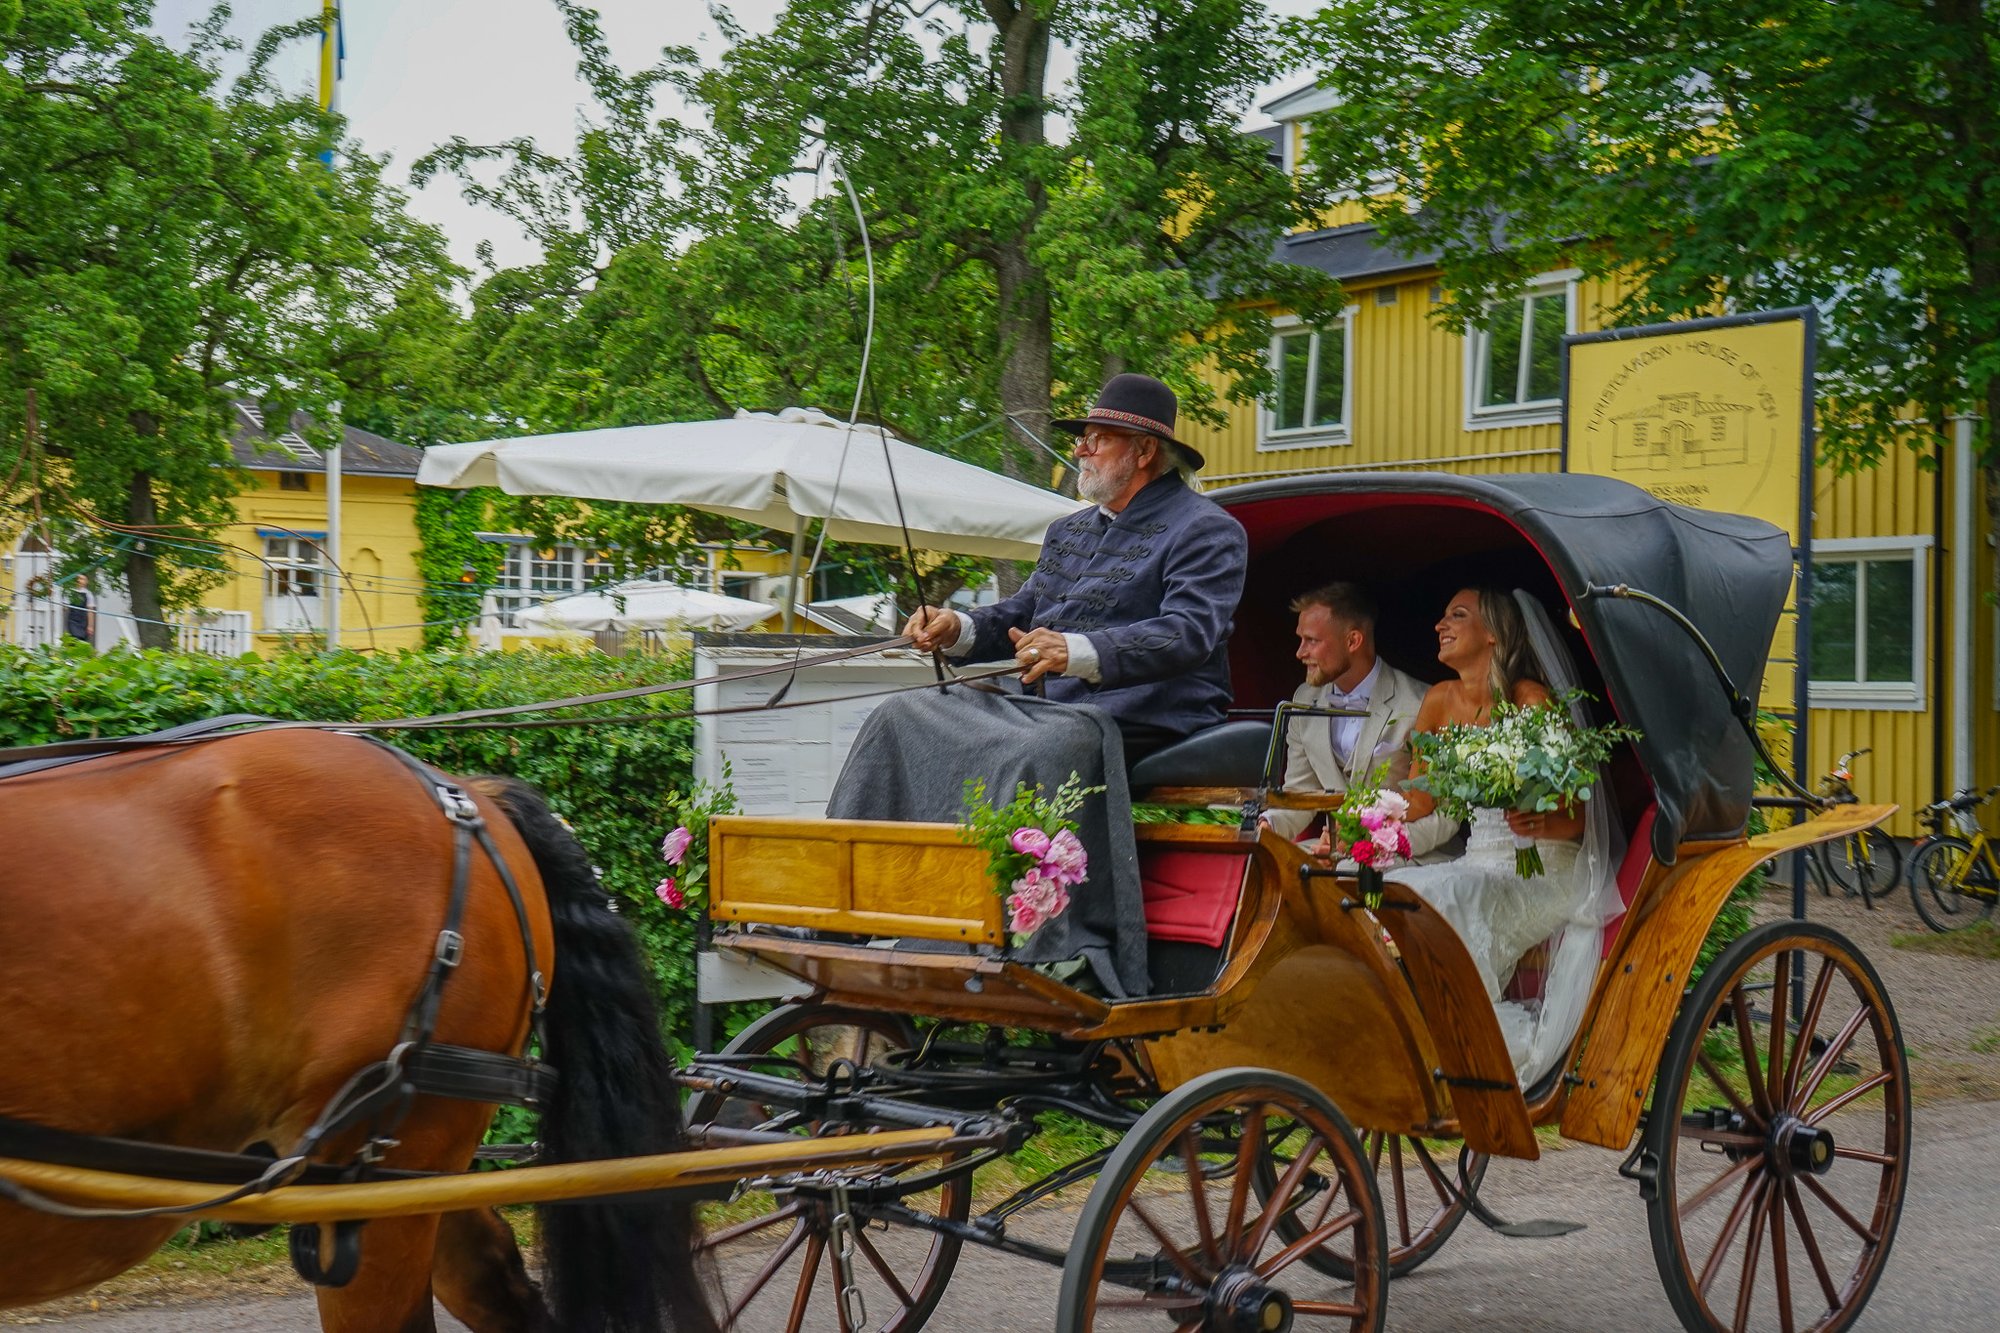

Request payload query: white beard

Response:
[1077,453,1138,506]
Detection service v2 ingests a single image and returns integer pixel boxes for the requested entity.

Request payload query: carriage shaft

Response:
[0,1127,963,1224]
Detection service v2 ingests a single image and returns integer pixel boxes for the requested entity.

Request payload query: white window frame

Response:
[1258,308,1357,450]
[483,538,616,628]
[262,535,325,633]
[1806,536,1930,711]
[1463,269,1580,430]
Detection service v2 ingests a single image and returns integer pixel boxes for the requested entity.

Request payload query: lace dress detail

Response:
[1390,807,1595,1084]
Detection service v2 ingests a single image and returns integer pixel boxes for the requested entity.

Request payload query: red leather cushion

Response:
[1140,848,1249,948]
[1601,804,1659,958]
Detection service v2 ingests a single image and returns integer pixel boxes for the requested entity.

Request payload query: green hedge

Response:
[0,643,728,1040]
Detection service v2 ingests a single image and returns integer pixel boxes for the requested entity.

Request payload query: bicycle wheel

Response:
[1908,837,1998,932]
[1824,831,1903,902]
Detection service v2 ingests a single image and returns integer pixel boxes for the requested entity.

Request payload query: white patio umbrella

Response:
[514,581,776,634]
[417,407,1082,561]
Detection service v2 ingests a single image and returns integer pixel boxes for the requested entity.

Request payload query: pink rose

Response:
[1350,838,1379,866]
[654,876,685,909]
[660,826,693,865]
[1007,889,1046,934]
[1010,827,1052,858]
[1041,829,1088,886]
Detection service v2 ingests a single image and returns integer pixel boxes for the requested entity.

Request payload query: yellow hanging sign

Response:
[1564,313,1811,541]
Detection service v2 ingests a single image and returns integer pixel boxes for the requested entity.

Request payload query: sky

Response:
[150,0,1322,273]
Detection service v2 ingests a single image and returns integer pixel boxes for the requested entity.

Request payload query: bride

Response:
[1319,586,1623,1086]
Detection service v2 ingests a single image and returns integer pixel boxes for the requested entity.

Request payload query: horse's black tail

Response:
[476,778,716,1333]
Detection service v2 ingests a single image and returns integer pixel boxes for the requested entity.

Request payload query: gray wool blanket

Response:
[827,682,1149,998]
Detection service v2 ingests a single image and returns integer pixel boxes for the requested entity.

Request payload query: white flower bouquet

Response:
[1409,692,1638,877]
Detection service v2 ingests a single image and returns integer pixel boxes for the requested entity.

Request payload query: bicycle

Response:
[1806,748,1903,905]
[1907,785,2000,932]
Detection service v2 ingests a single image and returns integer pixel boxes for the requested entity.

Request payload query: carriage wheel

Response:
[686,1003,967,1332]
[1055,1067,1387,1333]
[1256,1130,1487,1280]
[1644,921,1909,1333]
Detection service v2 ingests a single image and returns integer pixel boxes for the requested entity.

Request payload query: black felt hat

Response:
[1052,373,1205,471]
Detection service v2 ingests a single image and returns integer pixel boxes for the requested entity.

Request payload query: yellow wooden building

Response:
[2,405,803,657]
[1178,88,1996,834]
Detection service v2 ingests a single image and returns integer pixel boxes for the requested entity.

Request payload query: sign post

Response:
[1562,308,1817,930]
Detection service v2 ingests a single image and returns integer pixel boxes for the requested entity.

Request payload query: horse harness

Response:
[0,718,557,1287]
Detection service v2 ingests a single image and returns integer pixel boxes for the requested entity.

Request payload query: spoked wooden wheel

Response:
[687,1003,966,1331]
[1644,921,1909,1333]
[1255,1130,1484,1280]
[1056,1068,1387,1332]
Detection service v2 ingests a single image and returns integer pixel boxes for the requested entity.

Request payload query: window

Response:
[1466,272,1577,428]
[487,542,616,627]
[1260,311,1355,448]
[1808,538,1928,709]
[263,535,324,632]
[278,471,310,492]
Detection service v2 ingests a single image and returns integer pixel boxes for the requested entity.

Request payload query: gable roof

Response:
[228,402,423,477]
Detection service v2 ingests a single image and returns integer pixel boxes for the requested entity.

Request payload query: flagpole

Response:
[319,1,344,649]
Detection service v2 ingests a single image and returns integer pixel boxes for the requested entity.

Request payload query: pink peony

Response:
[1372,790,1410,820]
[1350,838,1379,866]
[1041,829,1088,886]
[1010,826,1052,858]
[660,826,693,865]
[1007,889,1045,934]
[1371,825,1403,859]
[655,876,685,909]
[1358,808,1386,832]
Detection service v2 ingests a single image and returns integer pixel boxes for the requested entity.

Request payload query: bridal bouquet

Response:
[1410,693,1638,878]
[959,772,1104,941]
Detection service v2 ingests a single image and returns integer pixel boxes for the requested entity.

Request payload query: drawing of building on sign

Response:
[1609,392,1756,471]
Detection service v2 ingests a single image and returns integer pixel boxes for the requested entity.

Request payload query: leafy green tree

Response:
[1289,0,2000,473]
[0,2,460,644]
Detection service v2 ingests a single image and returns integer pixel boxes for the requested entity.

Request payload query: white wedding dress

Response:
[1386,592,1626,1088]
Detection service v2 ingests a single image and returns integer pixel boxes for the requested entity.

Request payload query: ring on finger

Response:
[1027,647,1041,659]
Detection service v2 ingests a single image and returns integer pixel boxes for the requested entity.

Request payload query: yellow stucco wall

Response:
[213,470,428,654]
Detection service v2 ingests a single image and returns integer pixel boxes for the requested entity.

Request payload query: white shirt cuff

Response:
[1063,632,1102,683]
[942,609,977,658]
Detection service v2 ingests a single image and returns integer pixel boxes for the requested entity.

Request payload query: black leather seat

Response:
[1128,720,1274,789]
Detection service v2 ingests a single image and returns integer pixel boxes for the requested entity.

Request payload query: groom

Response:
[1264,582,1456,862]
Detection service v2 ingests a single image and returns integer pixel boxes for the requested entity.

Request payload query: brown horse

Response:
[0,727,714,1332]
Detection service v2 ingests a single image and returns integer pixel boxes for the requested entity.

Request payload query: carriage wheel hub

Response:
[1207,1266,1292,1333]
[1772,1117,1836,1178]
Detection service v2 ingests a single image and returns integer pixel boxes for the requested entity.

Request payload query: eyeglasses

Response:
[1074,426,1142,456]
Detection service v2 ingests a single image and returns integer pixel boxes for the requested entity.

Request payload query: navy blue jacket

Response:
[964,472,1247,737]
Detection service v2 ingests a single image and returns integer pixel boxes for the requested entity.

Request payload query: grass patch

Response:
[1890,922,2000,959]
[1972,1027,2000,1056]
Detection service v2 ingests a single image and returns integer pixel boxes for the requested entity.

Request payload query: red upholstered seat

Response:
[1602,804,1658,958]
[1140,848,1249,949]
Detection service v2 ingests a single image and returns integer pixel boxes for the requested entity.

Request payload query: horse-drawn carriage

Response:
[0,473,1905,1333]
[684,473,1908,1332]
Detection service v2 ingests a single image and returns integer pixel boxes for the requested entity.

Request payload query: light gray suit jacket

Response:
[1264,661,1460,861]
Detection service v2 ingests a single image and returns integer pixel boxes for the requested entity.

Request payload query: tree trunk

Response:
[985,1,1054,601]
[124,470,171,649]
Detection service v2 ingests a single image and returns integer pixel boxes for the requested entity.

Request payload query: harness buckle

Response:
[435,785,481,825]
[530,970,548,1012]
[435,930,465,968]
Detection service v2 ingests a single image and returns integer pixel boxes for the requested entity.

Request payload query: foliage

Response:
[1288,0,2000,470]
[1411,694,1640,818]
[413,0,1336,571]
[0,643,714,1035]
[959,771,1101,937]
[410,487,506,648]
[0,2,462,640]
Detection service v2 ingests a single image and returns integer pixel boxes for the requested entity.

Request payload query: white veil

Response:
[1500,590,1627,1086]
